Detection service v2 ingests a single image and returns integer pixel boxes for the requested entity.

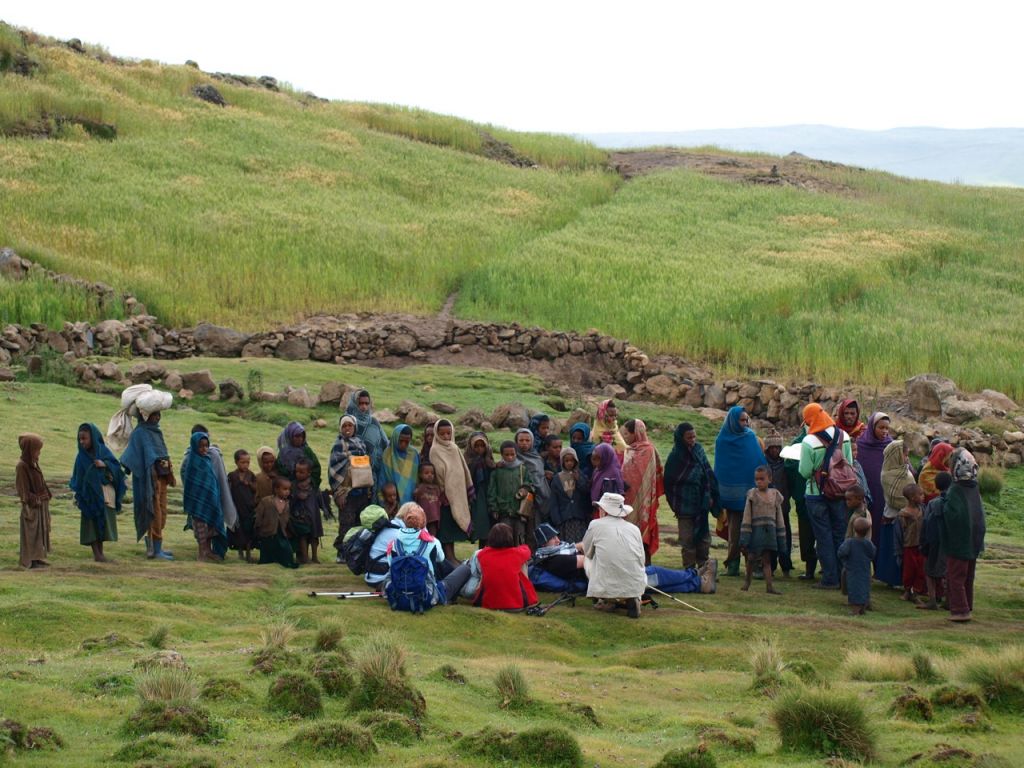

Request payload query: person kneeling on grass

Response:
[583,493,647,619]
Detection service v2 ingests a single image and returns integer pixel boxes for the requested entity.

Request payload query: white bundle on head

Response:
[107,384,172,451]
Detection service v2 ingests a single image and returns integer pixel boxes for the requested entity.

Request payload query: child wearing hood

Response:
[918,471,951,611]
[549,447,591,543]
[17,433,52,569]
[487,440,533,546]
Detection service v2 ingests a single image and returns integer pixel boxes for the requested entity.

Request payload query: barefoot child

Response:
[413,462,444,539]
[71,423,125,563]
[228,450,258,562]
[254,446,277,501]
[899,483,927,602]
[918,471,952,610]
[840,485,870,595]
[739,466,787,594]
[254,477,297,568]
[290,458,327,564]
[17,434,52,569]
[838,517,875,615]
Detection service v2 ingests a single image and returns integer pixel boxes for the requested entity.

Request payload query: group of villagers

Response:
[15,388,986,621]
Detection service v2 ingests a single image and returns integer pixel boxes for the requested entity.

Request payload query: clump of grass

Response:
[457,726,583,768]
[145,625,170,649]
[80,632,136,652]
[946,711,993,733]
[891,690,934,721]
[930,685,985,711]
[309,652,355,698]
[785,659,820,685]
[841,648,913,682]
[355,711,421,745]
[267,672,322,718]
[80,672,133,696]
[913,651,943,684]
[133,650,189,672]
[653,744,717,768]
[286,721,377,759]
[199,677,246,702]
[260,621,297,650]
[958,646,1024,710]
[435,663,467,684]
[695,727,756,754]
[347,633,426,718]
[749,637,788,695]
[772,688,876,761]
[978,467,1004,498]
[135,668,197,705]
[495,663,532,710]
[111,734,177,761]
[564,703,601,728]
[313,623,344,653]
[252,621,300,675]
[122,702,218,740]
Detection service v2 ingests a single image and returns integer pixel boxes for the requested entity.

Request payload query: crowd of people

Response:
[14,388,987,621]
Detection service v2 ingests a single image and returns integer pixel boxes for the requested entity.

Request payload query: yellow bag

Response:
[349,454,374,489]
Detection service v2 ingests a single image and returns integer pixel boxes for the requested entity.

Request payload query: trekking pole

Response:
[527,592,577,616]
[645,585,704,613]
[308,590,382,598]
[336,593,383,600]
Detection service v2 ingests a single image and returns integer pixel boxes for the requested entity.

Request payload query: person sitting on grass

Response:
[739,466,786,595]
[583,493,647,619]
[473,522,538,612]
[918,471,952,611]
[71,423,125,564]
[387,504,448,576]
[253,477,297,569]
[838,516,875,616]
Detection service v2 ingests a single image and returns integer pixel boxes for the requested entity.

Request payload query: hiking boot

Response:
[626,598,641,619]
[699,559,718,594]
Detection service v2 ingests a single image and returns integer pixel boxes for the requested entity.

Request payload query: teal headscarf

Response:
[182,432,227,556]
[70,423,126,537]
[380,423,419,504]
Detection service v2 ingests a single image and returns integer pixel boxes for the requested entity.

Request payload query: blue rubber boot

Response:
[153,539,174,561]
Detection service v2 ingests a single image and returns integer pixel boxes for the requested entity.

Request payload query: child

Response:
[840,485,870,595]
[17,433,52,569]
[739,466,787,595]
[838,516,876,615]
[464,432,495,549]
[529,413,552,451]
[899,483,927,602]
[549,447,591,543]
[276,421,322,488]
[850,441,873,509]
[253,477,297,568]
[379,482,400,520]
[543,434,563,485]
[228,449,258,562]
[487,440,533,546]
[290,458,327,564]
[764,432,793,576]
[182,432,229,563]
[419,424,435,463]
[254,446,277,500]
[71,423,125,563]
[413,462,444,539]
[918,471,952,610]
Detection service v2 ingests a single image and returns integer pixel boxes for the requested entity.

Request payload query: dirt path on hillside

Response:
[609,148,861,194]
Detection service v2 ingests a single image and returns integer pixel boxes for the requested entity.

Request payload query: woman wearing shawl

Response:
[856,413,892,549]
[589,443,624,515]
[664,423,719,568]
[276,421,322,487]
[919,442,954,502]
[877,438,914,587]
[430,419,475,561]
[549,446,591,543]
[71,423,126,562]
[836,399,866,440]
[254,446,277,500]
[345,390,389,493]
[621,419,663,564]
[569,422,596,480]
[515,427,551,523]
[120,409,176,560]
[595,400,628,459]
[464,431,496,547]
[528,413,552,451]
[714,406,767,577]
[328,415,371,548]
[797,403,853,589]
[182,432,229,562]
[940,450,986,622]
[380,424,419,505]
[17,433,52,569]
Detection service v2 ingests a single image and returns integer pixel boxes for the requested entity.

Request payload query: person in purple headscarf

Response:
[589,443,624,517]
[856,413,892,549]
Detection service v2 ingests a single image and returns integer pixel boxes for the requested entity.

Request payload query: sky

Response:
[3,0,1022,134]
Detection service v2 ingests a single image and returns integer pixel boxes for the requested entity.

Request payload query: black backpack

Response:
[340,516,393,576]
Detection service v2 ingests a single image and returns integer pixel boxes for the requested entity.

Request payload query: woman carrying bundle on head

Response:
[71,423,126,563]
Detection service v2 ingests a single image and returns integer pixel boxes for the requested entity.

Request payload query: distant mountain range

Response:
[582,126,1024,188]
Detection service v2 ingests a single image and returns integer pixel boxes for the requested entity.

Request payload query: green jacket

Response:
[488,463,529,517]
[798,428,853,497]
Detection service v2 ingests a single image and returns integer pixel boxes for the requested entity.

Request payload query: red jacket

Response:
[474,545,538,611]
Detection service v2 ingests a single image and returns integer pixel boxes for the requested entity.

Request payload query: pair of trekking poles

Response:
[308,590,382,600]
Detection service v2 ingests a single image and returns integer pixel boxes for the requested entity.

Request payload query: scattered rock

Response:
[177,388,194,400]
[318,381,356,406]
[431,401,457,414]
[979,389,1018,412]
[192,84,226,106]
[134,650,189,671]
[313,418,328,429]
[942,399,992,425]
[645,374,679,401]
[287,387,316,409]
[697,407,729,422]
[181,369,216,395]
[163,371,183,391]
[276,337,311,361]
[906,374,957,416]
[192,322,249,356]
[129,360,167,383]
[218,378,244,402]
[241,341,266,358]
[459,408,487,428]
[374,409,398,424]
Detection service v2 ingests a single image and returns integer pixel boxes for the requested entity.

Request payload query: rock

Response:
[128,360,167,383]
[447,344,462,354]
[942,399,991,425]
[1003,452,1022,468]
[542,396,569,413]
[384,333,418,356]
[178,388,194,400]
[979,389,1018,412]
[258,75,279,91]
[738,382,760,399]
[311,337,334,361]
[0,247,26,279]
[218,378,244,401]
[134,650,189,671]
[98,361,121,380]
[374,409,398,424]
[46,331,69,354]
[287,387,316,409]
[703,384,726,410]
[181,370,216,395]
[459,408,487,428]
[683,385,704,407]
[192,83,226,106]
[241,341,266,358]
[313,418,328,429]
[192,322,249,356]
[906,374,957,416]
[567,408,591,428]
[318,381,356,406]
[532,336,561,360]
[902,430,931,459]
[602,384,627,400]
[94,319,127,344]
[276,337,310,361]
[164,371,183,391]
[697,407,729,422]
[397,401,437,428]
[0,367,14,382]
[25,355,43,375]
[779,391,802,410]
[1003,431,1024,444]
[431,402,457,414]
[644,374,678,401]
[489,403,518,429]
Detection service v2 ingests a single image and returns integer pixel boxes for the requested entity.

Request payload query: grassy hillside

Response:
[2,23,1024,398]
[1,367,1023,767]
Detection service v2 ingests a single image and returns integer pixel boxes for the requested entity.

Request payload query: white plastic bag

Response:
[106,384,171,451]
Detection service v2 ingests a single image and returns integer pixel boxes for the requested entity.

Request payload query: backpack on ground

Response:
[340,516,392,576]
[815,429,859,500]
[384,539,443,613]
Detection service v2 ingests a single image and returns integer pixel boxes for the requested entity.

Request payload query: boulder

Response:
[459,408,487,428]
[683,385,704,407]
[374,409,398,424]
[25,355,43,375]
[218,378,244,402]
[941,399,992,425]
[318,381,356,406]
[0,247,26,279]
[602,384,627,400]
[128,360,167,383]
[542,396,569,413]
[46,331,69,354]
[531,336,560,360]
[164,371,183,391]
[240,341,266,358]
[192,83,226,106]
[697,407,729,422]
[703,384,726,410]
[0,367,14,382]
[644,374,678,401]
[979,389,1018,412]
[181,369,216,395]
[431,401,457,414]
[567,408,591,429]
[1003,452,1022,468]
[906,374,957,416]
[489,403,525,429]
[311,337,334,361]
[276,337,310,361]
[98,361,121,380]
[287,387,316,409]
[384,333,418,356]
[1003,431,1024,444]
[192,322,249,356]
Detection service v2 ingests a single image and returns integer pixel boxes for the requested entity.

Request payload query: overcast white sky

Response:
[3,1,1022,133]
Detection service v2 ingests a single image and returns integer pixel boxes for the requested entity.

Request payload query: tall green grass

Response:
[0,269,124,327]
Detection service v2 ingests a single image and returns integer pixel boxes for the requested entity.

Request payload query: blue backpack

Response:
[385,539,443,613]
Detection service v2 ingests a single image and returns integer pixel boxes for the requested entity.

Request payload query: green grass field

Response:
[3,23,1024,397]
[2,361,1023,767]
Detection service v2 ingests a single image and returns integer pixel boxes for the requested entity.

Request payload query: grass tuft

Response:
[199,677,246,702]
[653,745,717,768]
[841,648,913,681]
[435,663,467,684]
[891,690,934,721]
[259,621,296,650]
[958,646,1024,710]
[309,652,355,698]
[286,721,377,759]
[267,672,322,718]
[457,726,583,768]
[122,702,217,740]
[312,623,344,653]
[978,467,1005,498]
[355,711,421,745]
[347,633,426,718]
[913,651,944,683]
[772,688,876,761]
[145,625,171,650]
[930,685,986,711]
[134,668,197,705]
[748,636,789,695]
[495,663,532,710]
